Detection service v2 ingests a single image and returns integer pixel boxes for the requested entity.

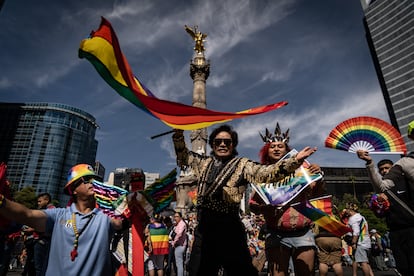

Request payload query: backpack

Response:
[383,154,414,230]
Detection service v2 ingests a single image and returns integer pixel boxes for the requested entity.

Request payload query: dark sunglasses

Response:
[82,177,95,184]
[70,177,94,193]
[213,138,232,147]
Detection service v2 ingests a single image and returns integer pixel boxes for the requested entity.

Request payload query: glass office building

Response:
[362,0,414,152]
[0,102,99,204]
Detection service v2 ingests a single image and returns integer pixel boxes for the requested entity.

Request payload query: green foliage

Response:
[14,186,37,209]
[335,192,388,234]
[51,199,60,208]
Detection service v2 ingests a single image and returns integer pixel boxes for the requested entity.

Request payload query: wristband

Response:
[0,194,5,208]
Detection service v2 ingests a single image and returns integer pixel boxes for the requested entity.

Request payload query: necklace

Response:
[70,212,94,261]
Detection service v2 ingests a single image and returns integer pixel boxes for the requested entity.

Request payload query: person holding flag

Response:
[0,164,125,276]
[249,123,325,276]
[341,203,374,276]
[172,124,317,276]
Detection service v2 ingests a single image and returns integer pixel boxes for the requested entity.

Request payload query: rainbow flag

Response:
[140,168,177,214]
[93,180,130,219]
[294,198,351,237]
[309,195,333,215]
[93,169,177,219]
[148,224,169,255]
[79,17,288,130]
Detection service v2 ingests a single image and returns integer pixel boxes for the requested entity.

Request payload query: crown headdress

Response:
[259,123,290,144]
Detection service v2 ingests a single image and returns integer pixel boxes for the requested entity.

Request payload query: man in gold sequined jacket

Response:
[172,124,317,276]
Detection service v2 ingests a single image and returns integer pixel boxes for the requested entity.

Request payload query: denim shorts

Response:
[147,255,165,270]
[265,228,316,249]
[354,246,370,263]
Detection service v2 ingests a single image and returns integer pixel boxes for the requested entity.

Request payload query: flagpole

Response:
[150,130,175,139]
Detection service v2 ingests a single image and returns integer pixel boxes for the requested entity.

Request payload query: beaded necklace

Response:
[70,212,95,261]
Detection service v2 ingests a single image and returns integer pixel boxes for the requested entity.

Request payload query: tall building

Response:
[0,102,99,204]
[361,0,414,151]
[94,161,106,181]
[108,167,146,191]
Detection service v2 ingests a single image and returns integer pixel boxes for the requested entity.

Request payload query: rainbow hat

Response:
[64,164,101,195]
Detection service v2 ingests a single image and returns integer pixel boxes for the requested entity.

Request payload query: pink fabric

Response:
[172,219,187,247]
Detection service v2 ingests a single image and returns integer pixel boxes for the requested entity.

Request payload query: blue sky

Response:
[0,0,399,179]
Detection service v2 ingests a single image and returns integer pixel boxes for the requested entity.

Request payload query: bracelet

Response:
[0,194,5,208]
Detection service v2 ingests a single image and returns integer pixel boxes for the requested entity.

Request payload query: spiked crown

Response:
[259,123,290,144]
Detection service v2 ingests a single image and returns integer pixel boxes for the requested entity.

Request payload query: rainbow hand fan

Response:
[325,116,407,154]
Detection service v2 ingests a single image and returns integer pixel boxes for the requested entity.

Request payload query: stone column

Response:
[175,50,210,216]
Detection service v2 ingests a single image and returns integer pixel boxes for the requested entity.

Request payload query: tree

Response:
[336,192,388,234]
[14,186,37,209]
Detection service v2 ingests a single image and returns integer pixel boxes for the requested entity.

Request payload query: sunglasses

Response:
[213,138,232,147]
[69,177,94,193]
[81,177,95,184]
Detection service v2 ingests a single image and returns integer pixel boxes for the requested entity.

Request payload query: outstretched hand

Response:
[296,147,317,162]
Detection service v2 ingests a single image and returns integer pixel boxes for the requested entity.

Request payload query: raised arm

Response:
[244,147,317,184]
[0,194,47,232]
[172,129,189,169]
[357,150,391,192]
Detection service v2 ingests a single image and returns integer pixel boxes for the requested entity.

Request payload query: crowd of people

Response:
[0,121,414,275]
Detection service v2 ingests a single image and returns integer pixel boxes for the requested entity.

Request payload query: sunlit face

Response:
[173,213,181,224]
[73,177,95,198]
[378,163,392,177]
[37,196,49,209]
[212,131,233,159]
[267,141,288,163]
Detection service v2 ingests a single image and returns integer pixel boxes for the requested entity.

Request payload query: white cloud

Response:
[208,74,232,88]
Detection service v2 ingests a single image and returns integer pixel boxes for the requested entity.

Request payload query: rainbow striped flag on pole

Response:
[79,17,288,130]
[293,196,351,237]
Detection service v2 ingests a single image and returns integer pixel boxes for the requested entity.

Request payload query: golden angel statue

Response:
[185,25,207,54]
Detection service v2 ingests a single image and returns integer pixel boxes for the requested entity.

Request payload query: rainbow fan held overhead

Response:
[325,116,407,154]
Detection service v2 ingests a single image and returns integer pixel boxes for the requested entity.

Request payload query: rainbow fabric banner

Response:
[293,198,351,237]
[93,180,130,219]
[79,17,288,130]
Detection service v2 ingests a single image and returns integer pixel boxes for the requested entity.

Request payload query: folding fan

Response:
[325,116,407,154]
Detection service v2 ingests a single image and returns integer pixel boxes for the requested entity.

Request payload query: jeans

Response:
[174,245,186,276]
[34,239,50,276]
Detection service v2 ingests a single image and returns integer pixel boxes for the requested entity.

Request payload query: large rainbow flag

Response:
[79,17,288,130]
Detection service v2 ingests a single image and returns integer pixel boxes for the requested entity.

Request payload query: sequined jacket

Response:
[173,132,303,213]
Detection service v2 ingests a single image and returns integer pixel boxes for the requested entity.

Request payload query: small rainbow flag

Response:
[309,195,333,215]
[79,17,288,130]
[294,197,351,237]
